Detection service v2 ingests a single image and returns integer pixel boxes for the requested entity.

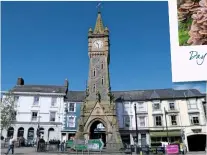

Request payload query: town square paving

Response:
[0,147,206,155]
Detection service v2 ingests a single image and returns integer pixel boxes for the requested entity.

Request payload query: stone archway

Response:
[48,128,55,140]
[187,134,207,151]
[17,127,24,138]
[27,127,34,141]
[7,127,14,137]
[89,119,107,146]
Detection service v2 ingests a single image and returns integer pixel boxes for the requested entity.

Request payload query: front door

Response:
[141,134,147,146]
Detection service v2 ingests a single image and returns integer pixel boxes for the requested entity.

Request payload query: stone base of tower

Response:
[75,100,123,150]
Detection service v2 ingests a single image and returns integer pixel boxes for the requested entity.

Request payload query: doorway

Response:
[90,121,106,146]
[187,134,206,151]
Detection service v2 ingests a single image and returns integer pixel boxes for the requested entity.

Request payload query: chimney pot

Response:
[17,77,24,85]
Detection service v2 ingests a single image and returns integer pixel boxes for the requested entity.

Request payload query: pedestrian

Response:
[57,139,60,151]
[61,140,65,152]
[5,136,15,155]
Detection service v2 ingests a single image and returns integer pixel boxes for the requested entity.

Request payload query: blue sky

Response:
[2,1,173,91]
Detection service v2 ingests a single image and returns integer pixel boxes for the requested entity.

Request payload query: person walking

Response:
[5,136,15,155]
[61,140,65,152]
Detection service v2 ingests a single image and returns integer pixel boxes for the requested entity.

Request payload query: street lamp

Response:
[164,107,169,143]
[134,103,138,145]
[36,116,41,152]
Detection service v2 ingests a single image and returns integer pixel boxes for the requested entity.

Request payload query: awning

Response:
[150,131,181,137]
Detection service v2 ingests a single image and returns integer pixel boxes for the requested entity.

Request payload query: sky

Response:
[173,81,207,93]
[2,1,173,91]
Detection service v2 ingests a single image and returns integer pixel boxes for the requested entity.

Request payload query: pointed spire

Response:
[94,11,104,34]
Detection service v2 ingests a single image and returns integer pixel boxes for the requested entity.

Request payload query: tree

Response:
[0,91,17,132]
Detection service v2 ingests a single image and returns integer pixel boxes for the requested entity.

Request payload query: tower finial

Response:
[94,2,104,34]
[96,2,102,13]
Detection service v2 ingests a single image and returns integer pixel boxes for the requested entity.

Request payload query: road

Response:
[0,147,206,155]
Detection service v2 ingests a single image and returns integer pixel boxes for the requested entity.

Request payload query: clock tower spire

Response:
[87,10,110,101]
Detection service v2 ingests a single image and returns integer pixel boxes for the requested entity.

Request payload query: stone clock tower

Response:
[75,10,123,150]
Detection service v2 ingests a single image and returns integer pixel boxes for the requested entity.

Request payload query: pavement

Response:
[0,147,206,155]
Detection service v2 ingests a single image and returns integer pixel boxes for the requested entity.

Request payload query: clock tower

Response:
[75,10,123,150]
[87,10,110,101]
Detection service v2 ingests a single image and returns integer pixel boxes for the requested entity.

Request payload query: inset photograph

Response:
[177,0,207,46]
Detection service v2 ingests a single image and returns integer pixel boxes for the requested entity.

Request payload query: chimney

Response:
[17,77,24,85]
[64,79,69,88]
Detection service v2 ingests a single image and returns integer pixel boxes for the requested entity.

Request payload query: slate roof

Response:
[10,84,205,102]
[65,89,205,102]
[11,85,67,94]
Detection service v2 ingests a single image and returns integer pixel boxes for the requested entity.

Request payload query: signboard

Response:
[66,140,73,148]
[87,139,104,151]
[67,139,104,151]
[166,145,179,154]
[168,0,207,82]
[149,147,165,154]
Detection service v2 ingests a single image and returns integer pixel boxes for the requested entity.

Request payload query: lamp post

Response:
[164,107,169,143]
[36,116,41,152]
[134,102,139,154]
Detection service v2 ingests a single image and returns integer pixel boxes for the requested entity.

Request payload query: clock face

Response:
[93,40,103,49]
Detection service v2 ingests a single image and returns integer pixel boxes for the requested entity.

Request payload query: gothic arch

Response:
[86,117,108,133]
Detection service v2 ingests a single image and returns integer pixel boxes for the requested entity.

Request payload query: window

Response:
[12,111,17,120]
[51,97,57,106]
[93,84,96,93]
[154,115,162,126]
[14,96,19,102]
[68,103,76,112]
[190,115,200,125]
[139,117,145,127]
[101,77,104,85]
[169,103,175,110]
[68,116,75,127]
[138,102,145,112]
[101,63,104,69]
[93,68,96,77]
[33,96,39,105]
[31,112,38,121]
[153,103,160,111]
[50,112,56,122]
[14,96,19,107]
[188,99,197,109]
[124,103,130,114]
[124,116,130,128]
[171,115,177,125]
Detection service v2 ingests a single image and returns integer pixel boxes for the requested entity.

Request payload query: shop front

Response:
[150,130,182,146]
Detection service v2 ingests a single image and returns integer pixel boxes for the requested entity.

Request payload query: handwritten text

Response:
[189,51,207,65]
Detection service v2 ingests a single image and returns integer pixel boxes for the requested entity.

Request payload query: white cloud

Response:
[173,83,206,93]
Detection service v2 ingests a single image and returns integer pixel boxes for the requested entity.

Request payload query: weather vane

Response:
[96,2,103,12]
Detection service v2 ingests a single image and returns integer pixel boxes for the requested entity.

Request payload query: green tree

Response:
[0,91,17,132]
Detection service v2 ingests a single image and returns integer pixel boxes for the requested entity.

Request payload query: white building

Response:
[1,77,68,142]
[115,89,206,151]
